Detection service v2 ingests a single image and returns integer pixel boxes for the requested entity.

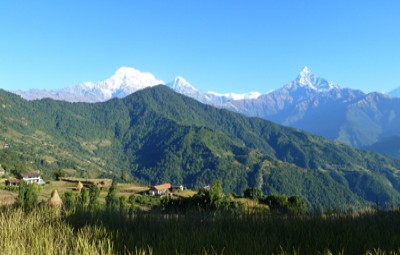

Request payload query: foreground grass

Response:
[0,206,400,255]
[0,207,117,255]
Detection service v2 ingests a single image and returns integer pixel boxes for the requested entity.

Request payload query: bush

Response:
[243,188,263,200]
[63,191,78,211]
[163,181,244,213]
[16,181,37,211]
[262,194,307,214]
[129,194,161,207]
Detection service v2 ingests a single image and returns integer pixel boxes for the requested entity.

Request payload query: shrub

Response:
[16,181,37,211]
[243,188,263,200]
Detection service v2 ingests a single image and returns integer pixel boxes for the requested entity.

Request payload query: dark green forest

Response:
[1,86,400,210]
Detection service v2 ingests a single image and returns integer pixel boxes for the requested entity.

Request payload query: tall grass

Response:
[0,206,399,254]
[0,206,133,254]
[63,209,400,254]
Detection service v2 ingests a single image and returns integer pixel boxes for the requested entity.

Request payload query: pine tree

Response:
[105,180,119,210]
[88,184,100,210]
[80,188,89,209]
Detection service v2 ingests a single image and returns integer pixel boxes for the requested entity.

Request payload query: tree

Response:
[88,184,100,210]
[53,169,67,181]
[208,180,231,210]
[263,194,307,214]
[265,194,289,212]
[105,180,119,210]
[79,188,89,209]
[243,188,263,200]
[63,191,77,210]
[16,181,38,211]
[119,195,129,212]
[287,195,307,214]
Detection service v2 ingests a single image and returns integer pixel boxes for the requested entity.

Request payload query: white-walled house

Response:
[149,183,172,196]
[19,172,45,185]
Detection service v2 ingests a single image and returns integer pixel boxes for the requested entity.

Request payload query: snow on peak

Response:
[108,67,163,89]
[170,76,196,90]
[67,67,164,101]
[299,66,311,77]
[207,91,261,101]
[166,76,198,95]
[290,66,339,92]
[297,66,313,87]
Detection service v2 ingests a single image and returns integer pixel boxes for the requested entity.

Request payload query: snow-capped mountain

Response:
[223,67,367,143]
[12,65,400,156]
[83,66,164,99]
[222,67,400,150]
[15,67,259,105]
[284,66,339,92]
[15,67,164,103]
[166,76,261,105]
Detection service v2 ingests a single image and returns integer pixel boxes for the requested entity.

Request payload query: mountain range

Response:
[223,68,400,150]
[13,66,400,158]
[15,67,260,104]
[2,86,400,210]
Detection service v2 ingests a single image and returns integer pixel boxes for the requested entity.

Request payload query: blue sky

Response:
[1,1,399,93]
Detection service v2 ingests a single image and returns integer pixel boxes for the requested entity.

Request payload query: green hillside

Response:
[1,86,400,210]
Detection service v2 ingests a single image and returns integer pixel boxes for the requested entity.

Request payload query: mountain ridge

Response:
[2,86,400,210]
[12,66,400,156]
[14,67,259,104]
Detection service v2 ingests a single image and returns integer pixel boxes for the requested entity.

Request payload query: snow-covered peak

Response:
[298,66,312,86]
[62,67,164,101]
[299,66,311,77]
[168,76,197,91]
[106,67,164,89]
[288,66,339,92]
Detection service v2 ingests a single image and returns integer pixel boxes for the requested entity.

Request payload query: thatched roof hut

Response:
[48,190,63,207]
[76,181,83,192]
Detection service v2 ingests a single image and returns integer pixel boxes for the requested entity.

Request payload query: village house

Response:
[6,172,46,186]
[148,183,184,196]
[19,172,45,185]
[6,179,21,186]
[5,179,20,186]
[149,183,172,196]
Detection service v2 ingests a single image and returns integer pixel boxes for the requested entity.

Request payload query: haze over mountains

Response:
[13,66,400,157]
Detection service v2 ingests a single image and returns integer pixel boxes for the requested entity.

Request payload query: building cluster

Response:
[5,172,45,186]
[148,183,183,196]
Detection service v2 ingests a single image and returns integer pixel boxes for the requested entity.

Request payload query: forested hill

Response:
[1,86,400,211]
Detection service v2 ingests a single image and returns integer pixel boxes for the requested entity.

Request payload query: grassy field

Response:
[0,205,399,255]
[1,180,400,254]
[0,189,17,205]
